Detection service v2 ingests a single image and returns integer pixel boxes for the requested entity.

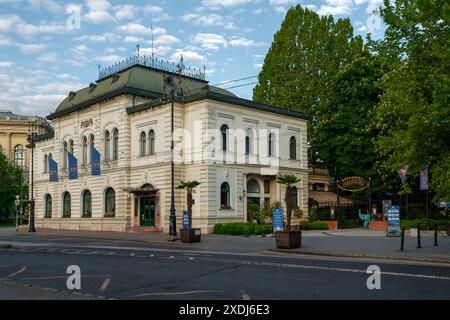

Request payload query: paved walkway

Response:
[2,227,449,264]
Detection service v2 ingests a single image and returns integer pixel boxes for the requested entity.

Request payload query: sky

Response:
[0,0,385,117]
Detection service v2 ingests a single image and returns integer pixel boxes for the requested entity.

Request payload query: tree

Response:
[177,180,201,229]
[253,5,364,161]
[0,154,23,224]
[374,0,450,201]
[276,174,301,231]
[314,56,396,197]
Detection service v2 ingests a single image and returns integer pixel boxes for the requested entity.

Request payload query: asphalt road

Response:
[0,234,449,300]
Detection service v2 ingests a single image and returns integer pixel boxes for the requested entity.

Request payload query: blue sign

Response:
[273,208,283,232]
[387,205,401,237]
[183,210,189,230]
[68,152,78,180]
[48,157,58,182]
[91,146,101,176]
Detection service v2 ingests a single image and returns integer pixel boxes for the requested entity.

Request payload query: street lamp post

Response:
[27,121,36,233]
[168,88,177,237]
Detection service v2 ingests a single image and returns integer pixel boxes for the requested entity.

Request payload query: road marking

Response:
[0,265,10,268]
[134,290,223,297]
[22,274,111,280]
[240,290,250,300]
[6,267,26,278]
[100,278,111,291]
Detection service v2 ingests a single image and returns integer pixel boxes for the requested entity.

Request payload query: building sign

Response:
[183,210,189,230]
[387,205,401,237]
[81,119,93,128]
[273,208,283,232]
[338,176,369,192]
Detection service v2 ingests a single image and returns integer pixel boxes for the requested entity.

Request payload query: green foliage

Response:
[308,206,318,222]
[338,219,362,229]
[302,222,329,230]
[253,5,364,159]
[213,222,272,235]
[374,0,450,202]
[401,219,449,231]
[0,154,23,224]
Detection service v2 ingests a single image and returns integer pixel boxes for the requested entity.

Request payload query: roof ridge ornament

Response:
[98,54,206,81]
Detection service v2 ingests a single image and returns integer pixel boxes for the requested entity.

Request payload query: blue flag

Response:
[91,146,101,176]
[68,152,78,180]
[48,157,58,182]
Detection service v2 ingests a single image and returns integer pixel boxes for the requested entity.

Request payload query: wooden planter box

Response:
[275,230,301,249]
[369,220,388,231]
[180,228,201,243]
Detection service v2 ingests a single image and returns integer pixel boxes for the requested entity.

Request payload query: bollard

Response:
[416,223,422,249]
[400,227,405,251]
[434,223,438,247]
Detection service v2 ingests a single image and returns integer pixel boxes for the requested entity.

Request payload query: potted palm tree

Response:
[275,174,302,249]
[177,180,201,243]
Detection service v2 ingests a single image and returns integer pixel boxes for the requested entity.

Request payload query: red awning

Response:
[309,191,353,207]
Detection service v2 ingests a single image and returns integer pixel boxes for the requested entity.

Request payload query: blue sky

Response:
[0,0,385,116]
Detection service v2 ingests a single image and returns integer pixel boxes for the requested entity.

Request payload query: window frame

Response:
[104,187,116,217]
[62,192,71,218]
[220,182,231,209]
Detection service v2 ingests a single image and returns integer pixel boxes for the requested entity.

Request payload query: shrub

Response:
[303,222,329,230]
[338,219,361,229]
[213,223,224,234]
[401,219,449,231]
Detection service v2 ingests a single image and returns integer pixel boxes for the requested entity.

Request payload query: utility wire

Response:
[222,81,259,90]
[212,75,258,87]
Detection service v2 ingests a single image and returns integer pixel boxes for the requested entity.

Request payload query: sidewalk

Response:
[1,227,449,264]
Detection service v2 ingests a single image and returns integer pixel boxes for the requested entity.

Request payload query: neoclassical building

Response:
[0,110,51,183]
[33,56,309,233]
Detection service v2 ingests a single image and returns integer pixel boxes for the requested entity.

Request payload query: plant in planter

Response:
[275,174,302,249]
[177,180,201,243]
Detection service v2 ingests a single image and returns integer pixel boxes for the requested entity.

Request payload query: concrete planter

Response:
[410,228,418,237]
[275,230,301,249]
[180,228,201,243]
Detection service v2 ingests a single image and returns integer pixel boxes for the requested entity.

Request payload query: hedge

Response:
[401,219,449,231]
[213,222,272,235]
[302,222,329,230]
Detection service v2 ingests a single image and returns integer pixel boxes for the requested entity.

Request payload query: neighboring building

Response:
[0,110,51,183]
[32,56,309,233]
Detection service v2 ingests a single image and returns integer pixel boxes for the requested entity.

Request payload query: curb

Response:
[267,248,450,265]
[12,231,191,246]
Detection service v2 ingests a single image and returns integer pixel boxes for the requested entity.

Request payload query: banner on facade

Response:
[48,157,58,182]
[183,210,189,230]
[68,152,78,180]
[420,165,429,191]
[91,146,101,176]
[387,205,401,237]
[273,208,283,232]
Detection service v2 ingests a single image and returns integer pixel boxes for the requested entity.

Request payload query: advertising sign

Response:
[273,208,283,232]
[183,210,189,230]
[387,205,401,237]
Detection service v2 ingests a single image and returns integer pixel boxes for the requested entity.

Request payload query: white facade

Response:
[33,66,309,233]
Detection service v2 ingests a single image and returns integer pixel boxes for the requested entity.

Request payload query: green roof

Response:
[47,64,236,120]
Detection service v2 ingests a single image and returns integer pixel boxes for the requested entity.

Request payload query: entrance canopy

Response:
[123,184,159,195]
[309,191,353,207]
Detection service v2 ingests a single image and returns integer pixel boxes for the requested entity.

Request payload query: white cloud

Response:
[0,61,14,68]
[229,37,266,47]
[193,33,227,51]
[113,4,136,20]
[28,0,63,13]
[171,49,205,63]
[202,0,253,7]
[153,34,180,46]
[74,32,120,42]
[95,54,123,64]
[116,23,165,36]
[123,36,144,43]
[37,52,58,62]
[0,14,67,37]
[19,43,46,54]
[181,13,224,27]
[85,0,115,24]
[57,73,79,81]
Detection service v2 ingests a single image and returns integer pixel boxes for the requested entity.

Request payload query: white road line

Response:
[100,278,111,291]
[22,274,112,280]
[240,290,250,300]
[5,267,26,278]
[134,290,223,297]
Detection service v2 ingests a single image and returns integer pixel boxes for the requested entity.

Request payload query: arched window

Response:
[104,131,110,161]
[292,186,298,209]
[43,154,48,173]
[220,182,230,209]
[140,132,146,156]
[62,192,71,218]
[112,129,119,161]
[247,179,260,193]
[245,136,250,154]
[69,139,74,154]
[89,134,95,163]
[63,141,68,169]
[220,125,228,151]
[289,136,297,160]
[148,130,155,155]
[44,194,52,218]
[104,187,115,217]
[82,136,88,165]
[14,145,24,167]
[82,190,92,218]
[268,133,275,157]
